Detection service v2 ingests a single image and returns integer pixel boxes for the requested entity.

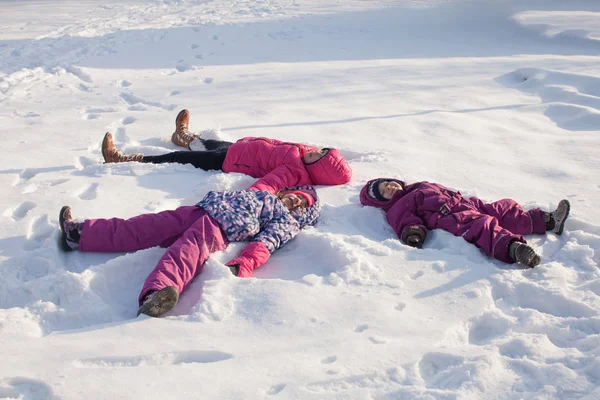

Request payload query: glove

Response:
[405,234,423,249]
[228,264,240,277]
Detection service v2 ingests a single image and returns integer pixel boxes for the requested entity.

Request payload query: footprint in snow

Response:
[23,215,54,251]
[267,384,286,395]
[368,336,387,344]
[75,183,98,200]
[410,271,424,280]
[121,116,136,125]
[13,168,38,186]
[4,201,36,221]
[0,377,56,400]
[78,83,93,92]
[22,178,69,194]
[395,302,406,311]
[321,356,337,364]
[354,324,369,333]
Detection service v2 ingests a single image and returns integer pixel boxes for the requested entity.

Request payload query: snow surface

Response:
[1,0,600,399]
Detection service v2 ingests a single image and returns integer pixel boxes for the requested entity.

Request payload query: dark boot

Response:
[137,286,179,317]
[171,109,201,149]
[228,264,240,276]
[59,206,82,252]
[102,132,144,163]
[509,241,540,268]
[544,199,570,236]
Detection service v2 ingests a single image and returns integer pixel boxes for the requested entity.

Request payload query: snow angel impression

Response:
[57,185,320,317]
[360,178,570,268]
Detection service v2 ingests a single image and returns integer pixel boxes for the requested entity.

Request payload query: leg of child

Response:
[78,206,205,252]
[468,197,546,235]
[196,138,233,151]
[437,213,524,264]
[140,148,228,171]
[138,210,228,304]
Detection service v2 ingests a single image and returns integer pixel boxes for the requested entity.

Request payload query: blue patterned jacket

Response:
[197,185,320,277]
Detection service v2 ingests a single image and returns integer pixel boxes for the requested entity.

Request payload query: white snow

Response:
[1,0,600,399]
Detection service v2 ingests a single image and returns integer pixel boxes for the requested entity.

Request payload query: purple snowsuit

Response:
[360,178,547,263]
[78,186,320,305]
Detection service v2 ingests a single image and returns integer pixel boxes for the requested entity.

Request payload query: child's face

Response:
[303,149,329,164]
[378,180,403,200]
[280,193,308,211]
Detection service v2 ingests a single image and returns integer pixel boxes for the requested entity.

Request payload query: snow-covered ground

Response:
[1,0,600,398]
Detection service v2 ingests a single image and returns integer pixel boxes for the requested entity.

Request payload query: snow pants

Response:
[78,206,228,304]
[435,197,546,263]
[141,139,232,171]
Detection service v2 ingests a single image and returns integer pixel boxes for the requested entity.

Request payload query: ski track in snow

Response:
[1,0,600,399]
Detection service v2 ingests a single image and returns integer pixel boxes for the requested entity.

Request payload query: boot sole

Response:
[58,205,74,252]
[554,200,570,236]
[137,287,179,318]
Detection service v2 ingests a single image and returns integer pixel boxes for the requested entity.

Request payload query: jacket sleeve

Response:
[387,191,428,245]
[225,212,301,277]
[247,165,302,194]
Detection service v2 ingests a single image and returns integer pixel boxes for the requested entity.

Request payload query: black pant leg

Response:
[141,149,228,171]
[199,139,233,151]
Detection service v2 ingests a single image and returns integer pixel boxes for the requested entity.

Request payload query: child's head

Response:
[303,148,352,186]
[277,185,321,228]
[373,179,403,200]
[360,178,405,210]
[277,190,315,211]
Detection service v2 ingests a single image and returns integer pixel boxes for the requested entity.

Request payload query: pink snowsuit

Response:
[78,187,320,305]
[360,179,547,263]
[222,137,352,193]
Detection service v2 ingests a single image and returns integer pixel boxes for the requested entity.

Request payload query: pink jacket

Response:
[222,137,352,193]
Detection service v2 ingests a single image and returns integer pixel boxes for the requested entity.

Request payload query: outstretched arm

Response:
[247,165,303,194]
[225,212,301,277]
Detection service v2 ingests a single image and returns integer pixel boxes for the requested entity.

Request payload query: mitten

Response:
[401,225,426,249]
[405,234,423,249]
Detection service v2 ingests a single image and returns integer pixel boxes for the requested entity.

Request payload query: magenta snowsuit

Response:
[78,186,320,305]
[222,137,352,193]
[360,179,547,263]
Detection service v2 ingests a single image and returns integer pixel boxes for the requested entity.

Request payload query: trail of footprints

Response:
[7,87,180,253]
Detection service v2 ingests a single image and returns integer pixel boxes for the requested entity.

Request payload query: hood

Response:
[281,185,321,228]
[305,149,352,186]
[359,178,406,211]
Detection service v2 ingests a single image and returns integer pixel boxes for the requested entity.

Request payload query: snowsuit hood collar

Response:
[359,178,406,211]
[304,149,352,186]
[282,185,321,228]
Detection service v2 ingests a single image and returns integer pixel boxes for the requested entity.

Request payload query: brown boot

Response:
[171,109,201,149]
[102,132,144,163]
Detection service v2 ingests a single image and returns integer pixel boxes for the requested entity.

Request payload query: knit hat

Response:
[359,178,406,211]
[305,148,352,185]
[280,185,321,228]
[282,190,315,207]
[367,179,389,201]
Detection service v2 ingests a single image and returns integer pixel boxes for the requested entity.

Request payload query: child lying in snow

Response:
[58,186,320,317]
[100,109,352,194]
[360,178,570,268]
